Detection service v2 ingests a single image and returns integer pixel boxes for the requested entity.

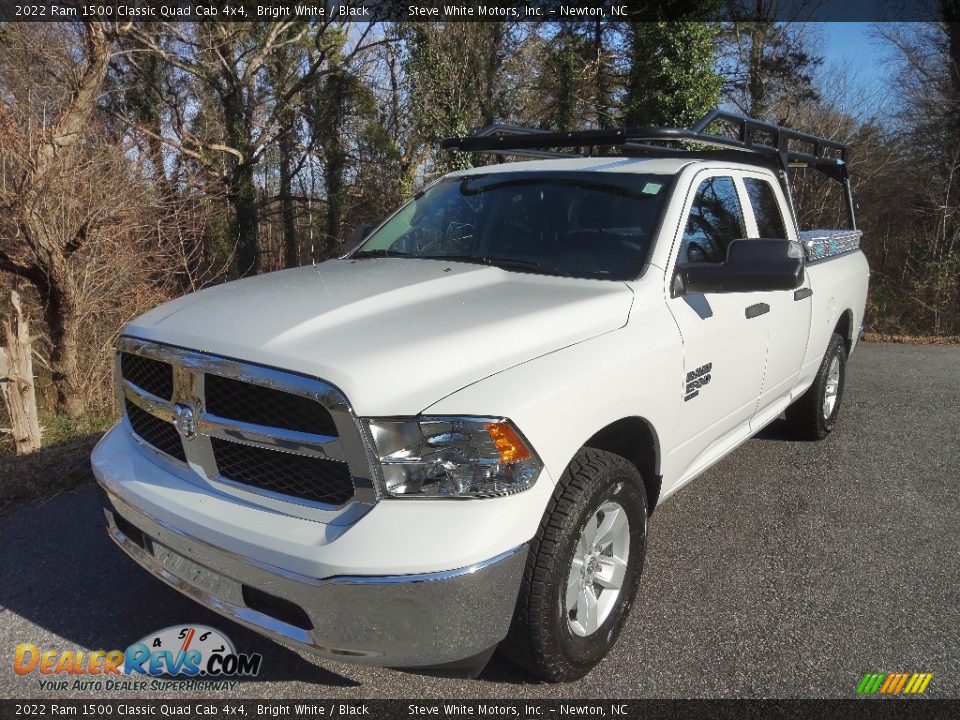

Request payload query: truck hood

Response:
[125,258,634,415]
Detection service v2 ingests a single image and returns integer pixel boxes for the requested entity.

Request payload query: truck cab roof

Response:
[449,156,777,178]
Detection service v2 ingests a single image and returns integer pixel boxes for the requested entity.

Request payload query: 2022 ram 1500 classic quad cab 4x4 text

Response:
[92,112,869,682]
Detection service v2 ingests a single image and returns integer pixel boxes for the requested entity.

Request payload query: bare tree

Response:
[870,17,960,335]
[0,22,129,418]
[1,290,42,453]
[122,21,385,276]
[720,1,824,123]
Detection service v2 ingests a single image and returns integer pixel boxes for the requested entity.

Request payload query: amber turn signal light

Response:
[485,422,532,463]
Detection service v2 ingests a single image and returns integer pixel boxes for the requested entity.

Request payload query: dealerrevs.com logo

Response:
[14,625,262,692]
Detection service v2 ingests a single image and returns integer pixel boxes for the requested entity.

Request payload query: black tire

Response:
[501,448,647,682]
[785,332,847,440]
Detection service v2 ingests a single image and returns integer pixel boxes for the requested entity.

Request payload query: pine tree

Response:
[623,22,722,127]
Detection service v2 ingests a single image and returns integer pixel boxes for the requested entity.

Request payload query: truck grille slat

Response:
[125,399,186,462]
[205,374,339,437]
[121,353,173,400]
[211,438,353,505]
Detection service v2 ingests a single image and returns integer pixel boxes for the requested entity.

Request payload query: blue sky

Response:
[816,23,889,98]
[716,23,898,119]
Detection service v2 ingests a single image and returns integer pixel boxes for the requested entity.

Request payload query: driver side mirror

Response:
[674,239,804,295]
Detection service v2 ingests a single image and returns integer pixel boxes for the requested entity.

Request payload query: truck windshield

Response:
[352,171,670,280]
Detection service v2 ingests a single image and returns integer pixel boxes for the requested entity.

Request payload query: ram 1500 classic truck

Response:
[92,111,869,682]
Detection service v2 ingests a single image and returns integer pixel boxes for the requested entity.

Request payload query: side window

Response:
[743,178,788,238]
[680,176,745,264]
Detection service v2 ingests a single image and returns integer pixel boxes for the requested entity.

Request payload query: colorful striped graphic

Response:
[857,673,933,695]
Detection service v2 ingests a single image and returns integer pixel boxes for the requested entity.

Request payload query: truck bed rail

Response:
[799,229,863,263]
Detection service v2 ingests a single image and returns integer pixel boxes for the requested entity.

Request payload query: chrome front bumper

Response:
[99,485,527,668]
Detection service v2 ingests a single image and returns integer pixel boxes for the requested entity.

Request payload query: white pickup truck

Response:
[92,112,869,682]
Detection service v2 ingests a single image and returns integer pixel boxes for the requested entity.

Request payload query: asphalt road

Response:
[1,342,958,700]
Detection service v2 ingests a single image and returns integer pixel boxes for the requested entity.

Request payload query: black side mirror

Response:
[675,239,804,295]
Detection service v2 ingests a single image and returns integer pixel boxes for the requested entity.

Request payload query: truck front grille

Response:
[116,337,377,520]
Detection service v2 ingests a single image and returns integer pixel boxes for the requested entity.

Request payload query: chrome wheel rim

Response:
[565,499,630,637]
[823,356,841,419]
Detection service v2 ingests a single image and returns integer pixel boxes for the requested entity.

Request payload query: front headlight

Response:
[363,416,542,498]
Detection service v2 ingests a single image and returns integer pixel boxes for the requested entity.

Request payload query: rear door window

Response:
[743,178,789,239]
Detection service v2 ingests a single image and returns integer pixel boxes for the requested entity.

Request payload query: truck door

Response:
[739,174,812,417]
[666,174,768,480]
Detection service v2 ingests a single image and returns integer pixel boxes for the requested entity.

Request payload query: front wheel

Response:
[785,331,847,440]
[502,448,647,682]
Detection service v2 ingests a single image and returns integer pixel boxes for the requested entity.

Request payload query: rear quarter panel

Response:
[799,249,870,389]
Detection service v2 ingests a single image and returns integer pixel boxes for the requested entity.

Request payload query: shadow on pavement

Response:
[0,482,358,687]
[0,433,103,512]
[750,418,807,443]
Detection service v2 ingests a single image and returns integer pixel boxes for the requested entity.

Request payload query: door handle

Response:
[794,287,813,301]
[745,302,770,319]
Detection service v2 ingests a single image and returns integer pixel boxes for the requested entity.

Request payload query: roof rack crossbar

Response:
[441,109,850,179]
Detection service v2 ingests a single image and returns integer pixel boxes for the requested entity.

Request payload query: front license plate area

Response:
[149,540,240,602]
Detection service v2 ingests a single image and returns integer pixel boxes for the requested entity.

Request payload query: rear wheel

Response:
[785,332,847,440]
[502,448,647,682]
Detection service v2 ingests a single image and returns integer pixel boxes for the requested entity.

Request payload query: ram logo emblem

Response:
[172,403,198,440]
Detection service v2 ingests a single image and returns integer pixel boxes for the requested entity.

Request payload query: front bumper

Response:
[100,486,527,667]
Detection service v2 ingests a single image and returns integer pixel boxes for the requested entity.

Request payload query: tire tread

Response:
[785,332,846,440]
[502,448,642,681]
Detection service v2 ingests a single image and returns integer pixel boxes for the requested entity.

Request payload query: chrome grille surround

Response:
[115,336,379,525]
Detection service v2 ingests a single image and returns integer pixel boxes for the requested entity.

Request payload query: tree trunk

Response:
[624,23,645,127]
[593,20,610,128]
[41,277,85,420]
[222,86,259,276]
[480,24,504,126]
[229,164,259,277]
[555,28,577,130]
[324,149,346,256]
[748,19,768,118]
[278,123,298,268]
[317,70,349,257]
[144,113,170,199]
[1,290,42,453]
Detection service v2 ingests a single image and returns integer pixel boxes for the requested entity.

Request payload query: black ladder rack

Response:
[441,109,857,229]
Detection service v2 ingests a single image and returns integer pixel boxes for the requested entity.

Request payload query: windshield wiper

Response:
[426,255,543,272]
[483,257,543,272]
[351,249,414,259]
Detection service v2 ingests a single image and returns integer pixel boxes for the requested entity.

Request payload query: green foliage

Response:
[623,22,722,127]
[401,23,510,174]
[539,26,589,130]
[307,65,369,250]
[41,412,114,448]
